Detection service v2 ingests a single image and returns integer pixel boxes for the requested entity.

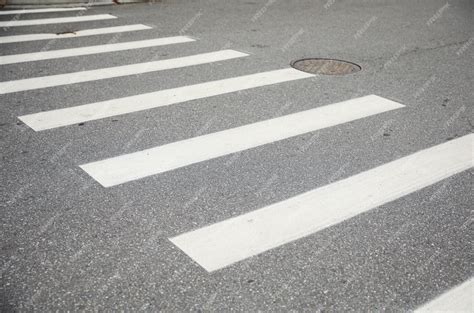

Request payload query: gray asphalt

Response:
[1,0,473,311]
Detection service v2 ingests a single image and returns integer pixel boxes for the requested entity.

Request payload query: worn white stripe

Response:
[0,36,195,65]
[80,95,404,187]
[19,68,313,131]
[0,7,87,15]
[170,134,474,272]
[0,24,151,44]
[2,49,247,94]
[415,277,473,312]
[0,14,116,27]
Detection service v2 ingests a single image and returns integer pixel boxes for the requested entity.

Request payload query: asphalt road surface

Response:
[1,0,473,311]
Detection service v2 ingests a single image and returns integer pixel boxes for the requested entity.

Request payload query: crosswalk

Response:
[2,6,472,309]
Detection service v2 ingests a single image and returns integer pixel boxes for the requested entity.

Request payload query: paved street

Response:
[1,0,473,311]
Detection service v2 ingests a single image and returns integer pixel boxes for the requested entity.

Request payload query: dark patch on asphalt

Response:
[56,31,77,35]
[446,134,460,141]
[251,44,269,48]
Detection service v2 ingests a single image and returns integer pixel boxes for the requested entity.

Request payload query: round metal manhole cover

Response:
[290,58,361,75]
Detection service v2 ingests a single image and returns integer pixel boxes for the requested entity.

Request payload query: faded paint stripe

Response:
[0,7,87,15]
[0,14,116,27]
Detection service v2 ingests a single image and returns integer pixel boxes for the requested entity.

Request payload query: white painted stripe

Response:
[0,24,151,44]
[0,7,87,15]
[0,36,195,65]
[0,14,116,27]
[2,49,247,94]
[170,134,474,272]
[80,95,404,187]
[415,277,473,312]
[19,68,313,131]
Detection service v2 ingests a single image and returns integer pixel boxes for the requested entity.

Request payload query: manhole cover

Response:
[291,58,361,75]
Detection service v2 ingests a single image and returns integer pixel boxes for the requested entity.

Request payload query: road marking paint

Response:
[19,68,313,131]
[79,95,404,187]
[415,277,473,312]
[0,24,151,44]
[2,49,247,94]
[170,134,474,272]
[0,7,87,15]
[0,14,116,28]
[0,36,195,65]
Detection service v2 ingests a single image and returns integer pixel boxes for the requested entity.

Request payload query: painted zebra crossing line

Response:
[18,68,313,131]
[0,14,117,28]
[170,134,473,272]
[415,277,473,312]
[0,36,195,65]
[1,49,247,94]
[0,24,152,44]
[80,95,404,187]
[0,7,87,15]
